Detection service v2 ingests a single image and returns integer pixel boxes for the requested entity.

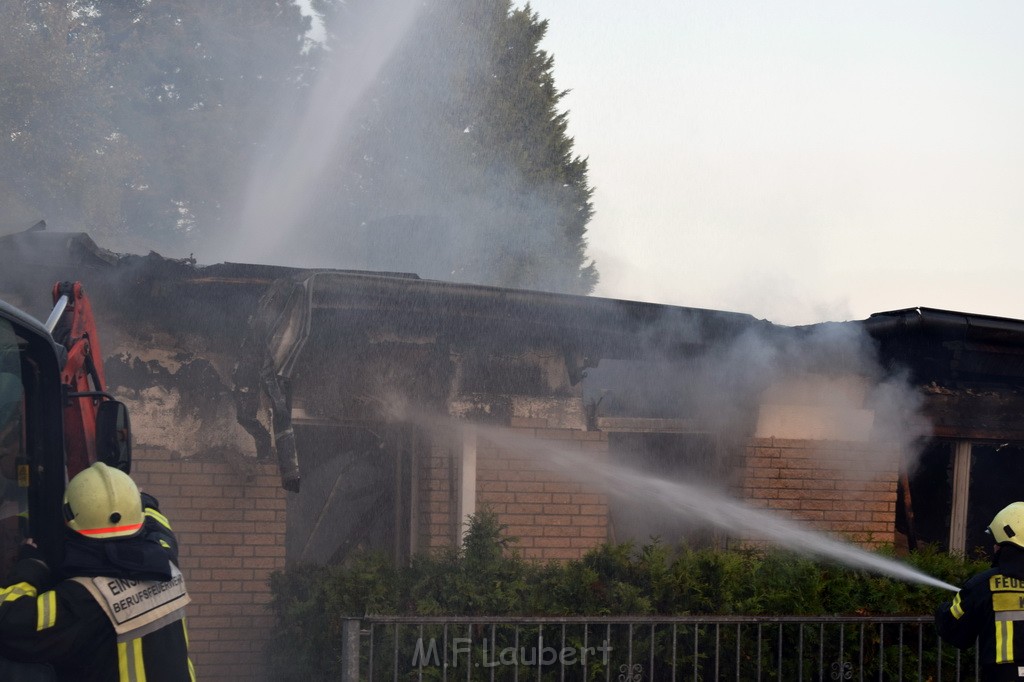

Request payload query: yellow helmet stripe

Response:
[76,521,143,537]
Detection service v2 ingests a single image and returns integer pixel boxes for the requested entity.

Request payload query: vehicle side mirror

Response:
[96,401,131,474]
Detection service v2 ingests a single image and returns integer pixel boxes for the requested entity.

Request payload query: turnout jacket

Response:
[936,545,1024,681]
[0,495,194,682]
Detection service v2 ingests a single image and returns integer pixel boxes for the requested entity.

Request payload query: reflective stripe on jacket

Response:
[0,499,194,681]
[0,577,194,682]
[936,560,1024,680]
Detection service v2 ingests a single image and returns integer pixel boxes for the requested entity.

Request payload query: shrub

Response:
[266,510,987,679]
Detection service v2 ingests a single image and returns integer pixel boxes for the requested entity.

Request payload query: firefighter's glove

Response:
[6,540,51,588]
[17,540,43,563]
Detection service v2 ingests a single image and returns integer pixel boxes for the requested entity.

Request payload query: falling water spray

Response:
[222,0,424,265]
[594,457,959,592]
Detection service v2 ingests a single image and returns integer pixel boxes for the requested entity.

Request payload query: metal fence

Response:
[338,616,977,682]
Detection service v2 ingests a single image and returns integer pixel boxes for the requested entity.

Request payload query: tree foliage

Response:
[91,0,311,249]
[0,2,133,233]
[0,1,309,252]
[1,0,598,292]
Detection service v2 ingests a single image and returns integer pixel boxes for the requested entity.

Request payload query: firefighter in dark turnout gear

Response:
[936,502,1024,682]
[0,462,194,681]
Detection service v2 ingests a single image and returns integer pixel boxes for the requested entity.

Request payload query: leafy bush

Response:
[266,510,987,679]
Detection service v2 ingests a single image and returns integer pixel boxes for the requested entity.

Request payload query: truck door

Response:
[0,306,67,574]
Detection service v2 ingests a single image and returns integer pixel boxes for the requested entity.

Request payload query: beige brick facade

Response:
[131,447,287,682]
[129,432,900,681]
[479,424,608,561]
[736,437,900,548]
[415,420,611,560]
[417,438,456,551]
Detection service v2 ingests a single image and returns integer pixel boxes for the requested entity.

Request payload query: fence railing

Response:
[338,616,977,682]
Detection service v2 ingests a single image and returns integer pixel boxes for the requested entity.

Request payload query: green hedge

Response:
[267,511,986,679]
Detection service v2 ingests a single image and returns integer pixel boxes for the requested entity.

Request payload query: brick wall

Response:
[121,430,895,681]
[415,420,609,559]
[418,430,901,556]
[417,437,456,550]
[131,447,287,682]
[475,419,609,561]
[736,437,900,549]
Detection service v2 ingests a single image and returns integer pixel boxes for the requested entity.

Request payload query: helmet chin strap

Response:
[990,543,1002,567]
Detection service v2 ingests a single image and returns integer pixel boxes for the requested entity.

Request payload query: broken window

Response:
[967,443,1024,555]
[904,440,1024,557]
[902,440,954,551]
[287,424,416,566]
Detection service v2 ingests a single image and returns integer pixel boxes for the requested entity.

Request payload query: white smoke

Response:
[584,316,931,478]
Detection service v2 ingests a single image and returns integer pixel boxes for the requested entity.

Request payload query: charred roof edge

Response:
[863,307,1024,345]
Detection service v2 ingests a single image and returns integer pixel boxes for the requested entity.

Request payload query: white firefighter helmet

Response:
[988,502,1024,549]
[63,462,143,539]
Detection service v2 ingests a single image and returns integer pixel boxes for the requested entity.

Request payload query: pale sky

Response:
[525,1,1024,325]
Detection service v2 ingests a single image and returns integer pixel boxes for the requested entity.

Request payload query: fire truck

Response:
[0,282,131,579]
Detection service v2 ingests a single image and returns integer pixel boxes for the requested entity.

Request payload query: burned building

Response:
[2,227,1023,680]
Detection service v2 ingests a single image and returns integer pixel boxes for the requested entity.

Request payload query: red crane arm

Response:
[50,282,107,476]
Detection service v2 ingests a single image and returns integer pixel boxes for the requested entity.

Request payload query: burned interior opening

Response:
[288,424,416,566]
[967,443,1024,554]
[904,439,1024,557]
[902,440,954,551]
